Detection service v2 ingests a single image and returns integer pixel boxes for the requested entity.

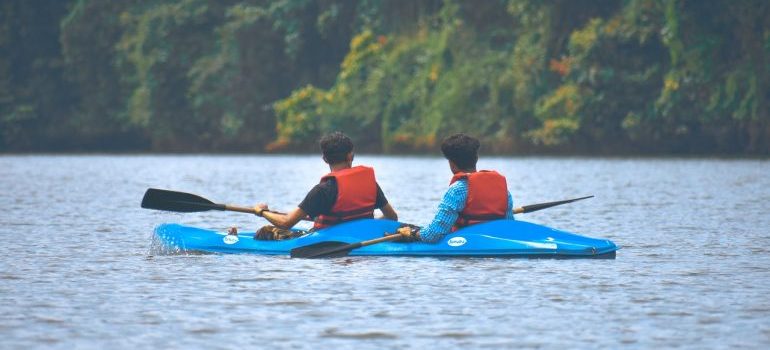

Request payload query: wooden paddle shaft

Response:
[311,233,403,258]
[224,205,258,214]
[223,205,312,221]
[359,234,402,247]
[223,205,291,216]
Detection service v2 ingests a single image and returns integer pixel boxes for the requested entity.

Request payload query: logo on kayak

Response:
[447,237,467,247]
[223,235,239,245]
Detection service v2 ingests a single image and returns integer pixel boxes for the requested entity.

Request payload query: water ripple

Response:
[1,155,769,349]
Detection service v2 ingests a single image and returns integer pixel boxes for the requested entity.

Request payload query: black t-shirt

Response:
[299,178,388,218]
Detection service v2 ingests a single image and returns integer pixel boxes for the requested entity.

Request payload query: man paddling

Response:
[394,133,514,243]
[253,132,398,239]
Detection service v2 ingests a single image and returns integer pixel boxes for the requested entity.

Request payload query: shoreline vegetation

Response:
[1,151,768,161]
[2,0,769,155]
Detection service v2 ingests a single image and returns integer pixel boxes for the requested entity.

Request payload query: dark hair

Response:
[441,133,479,169]
[319,131,354,164]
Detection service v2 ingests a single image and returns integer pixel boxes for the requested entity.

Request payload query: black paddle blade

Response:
[290,241,353,259]
[141,188,225,213]
[520,195,594,214]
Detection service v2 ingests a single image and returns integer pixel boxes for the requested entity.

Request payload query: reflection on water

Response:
[1,155,769,349]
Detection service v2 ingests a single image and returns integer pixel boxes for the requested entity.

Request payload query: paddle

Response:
[140,188,309,219]
[290,234,403,259]
[290,195,594,259]
[513,195,593,214]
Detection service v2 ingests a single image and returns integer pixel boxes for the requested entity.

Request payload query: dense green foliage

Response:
[1,0,768,153]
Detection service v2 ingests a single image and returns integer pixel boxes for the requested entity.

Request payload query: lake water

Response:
[1,155,769,349]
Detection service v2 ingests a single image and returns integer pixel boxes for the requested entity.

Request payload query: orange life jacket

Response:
[313,166,378,229]
[450,170,508,230]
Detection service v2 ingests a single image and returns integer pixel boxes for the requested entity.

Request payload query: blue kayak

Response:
[154,219,618,258]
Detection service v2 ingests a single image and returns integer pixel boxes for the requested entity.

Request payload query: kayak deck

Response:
[154,219,618,258]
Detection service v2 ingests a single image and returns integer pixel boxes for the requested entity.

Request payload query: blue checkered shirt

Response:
[419,179,514,243]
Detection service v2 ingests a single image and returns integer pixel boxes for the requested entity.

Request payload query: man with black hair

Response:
[395,133,514,243]
[253,131,398,240]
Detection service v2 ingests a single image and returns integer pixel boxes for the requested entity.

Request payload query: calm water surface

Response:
[1,155,769,349]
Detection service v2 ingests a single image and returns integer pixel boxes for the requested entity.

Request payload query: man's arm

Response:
[373,183,397,220]
[410,181,467,243]
[257,205,308,229]
[378,202,398,221]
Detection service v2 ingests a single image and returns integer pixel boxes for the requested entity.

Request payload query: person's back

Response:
[254,132,397,239]
[395,133,514,243]
[308,165,385,230]
[449,170,509,230]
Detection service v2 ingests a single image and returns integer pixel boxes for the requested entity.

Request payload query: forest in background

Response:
[1,0,769,154]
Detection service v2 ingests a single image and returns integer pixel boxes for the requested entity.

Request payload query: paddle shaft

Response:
[293,234,402,258]
[231,206,314,222]
[350,234,402,249]
[172,201,299,218]
[223,205,295,217]
[223,204,257,214]
[185,202,303,218]
[140,188,312,219]
[513,195,593,214]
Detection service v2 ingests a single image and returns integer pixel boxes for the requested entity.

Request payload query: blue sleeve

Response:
[506,191,515,220]
[418,181,467,243]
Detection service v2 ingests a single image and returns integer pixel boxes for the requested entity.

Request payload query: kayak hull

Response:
[154,219,618,258]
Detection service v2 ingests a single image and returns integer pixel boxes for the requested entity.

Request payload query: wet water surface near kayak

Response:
[1,155,769,349]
